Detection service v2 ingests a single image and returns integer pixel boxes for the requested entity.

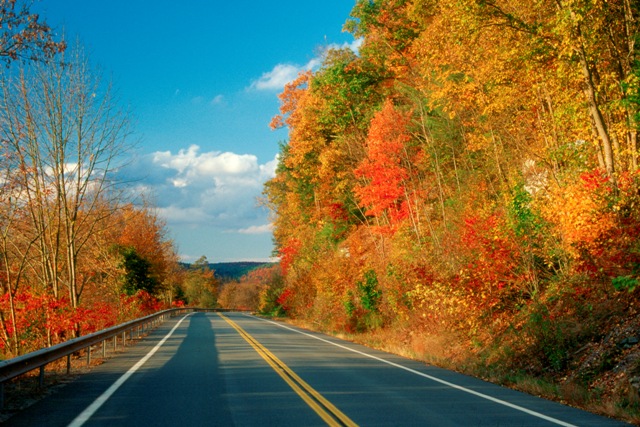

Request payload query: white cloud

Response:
[324,38,363,54]
[249,59,319,91]
[210,94,224,105]
[260,155,279,180]
[237,224,273,235]
[121,146,279,233]
[249,38,363,92]
[152,145,259,181]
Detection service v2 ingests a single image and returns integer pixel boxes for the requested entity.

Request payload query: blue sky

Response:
[35,1,359,263]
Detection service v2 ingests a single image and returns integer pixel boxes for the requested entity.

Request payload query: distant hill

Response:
[179,261,276,281]
[209,262,272,280]
[210,262,274,281]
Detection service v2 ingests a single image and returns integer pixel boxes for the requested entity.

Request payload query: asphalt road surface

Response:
[5,312,629,426]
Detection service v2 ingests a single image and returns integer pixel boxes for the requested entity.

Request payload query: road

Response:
[5,312,629,426]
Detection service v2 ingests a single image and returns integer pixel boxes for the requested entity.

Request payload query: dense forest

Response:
[261,0,640,420]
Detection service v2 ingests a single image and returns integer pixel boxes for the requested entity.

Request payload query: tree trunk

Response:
[577,44,616,178]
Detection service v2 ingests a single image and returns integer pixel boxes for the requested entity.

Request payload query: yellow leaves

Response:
[271,71,312,130]
[408,280,478,330]
[538,171,616,259]
[464,132,491,152]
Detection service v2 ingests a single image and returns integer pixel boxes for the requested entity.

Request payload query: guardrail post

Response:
[39,365,45,388]
[67,354,71,374]
[102,340,106,358]
[113,335,117,352]
[122,331,126,347]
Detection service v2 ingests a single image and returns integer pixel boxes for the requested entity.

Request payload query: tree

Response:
[354,98,412,233]
[180,256,218,308]
[0,150,39,355]
[118,246,159,296]
[0,44,132,308]
[116,203,176,294]
[0,0,66,64]
[467,0,640,179]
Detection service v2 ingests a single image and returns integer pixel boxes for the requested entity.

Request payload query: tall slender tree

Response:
[0,44,132,309]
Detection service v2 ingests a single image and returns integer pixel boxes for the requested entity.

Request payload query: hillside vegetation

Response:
[209,262,274,281]
[261,0,640,421]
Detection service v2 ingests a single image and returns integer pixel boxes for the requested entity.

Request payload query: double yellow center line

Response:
[218,313,358,427]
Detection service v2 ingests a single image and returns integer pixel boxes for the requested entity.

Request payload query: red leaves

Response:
[0,288,161,354]
[276,288,294,313]
[132,290,164,315]
[327,202,349,222]
[279,238,302,274]
[456,211,520,307]
[579,169,611,192]
[355,99,412,232]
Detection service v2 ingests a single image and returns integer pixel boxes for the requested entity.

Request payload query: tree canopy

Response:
[264,0,640,415]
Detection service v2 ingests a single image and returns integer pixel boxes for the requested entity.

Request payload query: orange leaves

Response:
[354,99,412,231]
[0,0,66,64]
[115,203,176,287]
[542,169,616,261]
[279,237,302,275]
[541,169,640,277]
[270,71,312,131]
[261,0,640,364]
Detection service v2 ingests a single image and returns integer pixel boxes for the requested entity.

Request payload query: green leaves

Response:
[612,276,639,293]
[358,269,382,312]
[117,246,159,296]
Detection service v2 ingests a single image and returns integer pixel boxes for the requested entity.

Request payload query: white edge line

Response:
[67,313,193,427]
[250,315,578,427]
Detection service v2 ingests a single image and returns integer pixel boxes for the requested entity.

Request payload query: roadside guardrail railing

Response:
[0,307,193,409]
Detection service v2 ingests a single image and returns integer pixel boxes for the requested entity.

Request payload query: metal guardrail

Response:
[0,307,192,409]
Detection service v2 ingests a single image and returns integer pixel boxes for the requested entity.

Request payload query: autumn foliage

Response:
[0,7,207,359]
[354,99,412,233]
[0,200,181,357]
[264,0,640,416]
